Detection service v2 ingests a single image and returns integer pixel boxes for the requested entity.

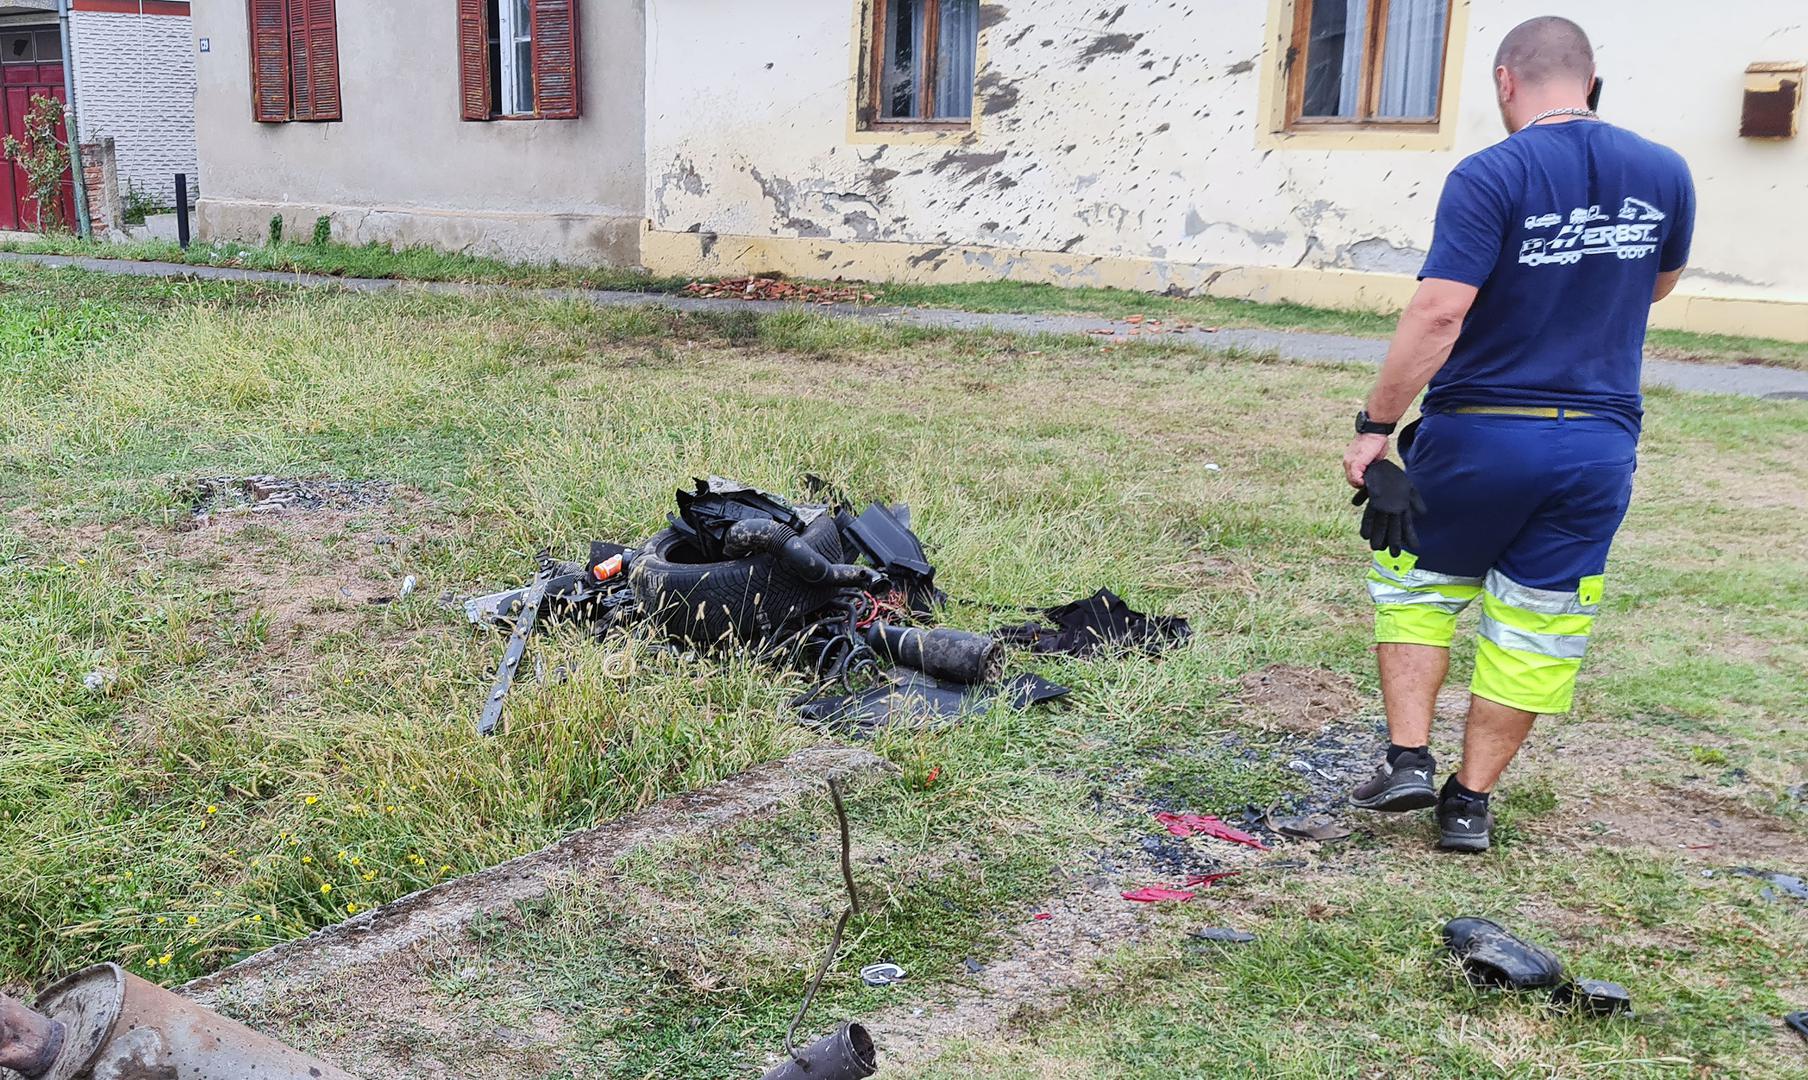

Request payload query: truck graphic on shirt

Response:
[1518,201,1662,267]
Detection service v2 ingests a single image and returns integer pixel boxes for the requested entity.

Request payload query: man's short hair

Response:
[1494,16,1594,87]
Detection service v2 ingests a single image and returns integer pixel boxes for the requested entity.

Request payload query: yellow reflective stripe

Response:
[1472,636,1581,714]
[1481,591,1594,639]
[1376,604,1459,647]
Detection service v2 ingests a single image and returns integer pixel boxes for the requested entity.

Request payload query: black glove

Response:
[1352,460,1425,556]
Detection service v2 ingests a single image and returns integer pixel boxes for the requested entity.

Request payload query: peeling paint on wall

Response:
[642,0,1807,306]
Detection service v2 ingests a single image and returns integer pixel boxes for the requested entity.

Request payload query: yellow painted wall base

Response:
[641,226,1808,344]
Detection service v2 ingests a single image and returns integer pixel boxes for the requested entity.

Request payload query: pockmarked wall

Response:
[643,0,1808,340]
[71,7,198,207]
[191,0,646,264]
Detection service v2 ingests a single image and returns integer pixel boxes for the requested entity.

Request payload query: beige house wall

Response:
[190,0,646,265]
[642,0,1808,341]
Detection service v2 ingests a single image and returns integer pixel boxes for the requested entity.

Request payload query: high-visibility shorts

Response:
[1366,410,1637,715]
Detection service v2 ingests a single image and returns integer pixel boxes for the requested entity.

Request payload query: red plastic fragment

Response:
[1121,885,1197,903]
[1033,912,1052,921]
[1155,812,1271,851]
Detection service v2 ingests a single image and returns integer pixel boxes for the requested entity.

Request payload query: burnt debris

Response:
[468,476,1201,736]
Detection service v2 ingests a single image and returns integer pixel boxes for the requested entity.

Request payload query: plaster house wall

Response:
[191,0,647,265]
[643,0,1808,341]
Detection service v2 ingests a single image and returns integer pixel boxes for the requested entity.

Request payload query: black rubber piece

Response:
[1443,917,1566,991]
[1785,1011,1808,1046]
[724,519,883,589]
[630,515,847,646]
[863,624,1004,685]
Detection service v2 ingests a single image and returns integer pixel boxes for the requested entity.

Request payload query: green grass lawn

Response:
[5,234,1804,370]
[1,264,1803,1077]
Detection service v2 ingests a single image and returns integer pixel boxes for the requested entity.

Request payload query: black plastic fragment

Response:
[1553,979,1633,1016]
[671,476,805,562]
[759,1023,876,1080]
[837,502,944,612]
[1191,927,1257,944]
[1442,917,1566,991]
[998,588,1191,657]
[1785,1011,1808,1047]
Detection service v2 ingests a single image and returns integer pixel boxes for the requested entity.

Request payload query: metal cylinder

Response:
[26,963,361,1080]
[760,1023,877,1080]
[1,992,64,1077]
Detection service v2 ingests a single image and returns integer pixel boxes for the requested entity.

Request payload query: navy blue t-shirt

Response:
[1419,121,1695,433]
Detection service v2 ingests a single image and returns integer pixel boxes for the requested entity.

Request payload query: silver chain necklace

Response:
[1524,107,1599,128]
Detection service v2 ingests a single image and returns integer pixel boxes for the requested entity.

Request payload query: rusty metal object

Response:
[1,991,65,1077]
[22,963,360,1080]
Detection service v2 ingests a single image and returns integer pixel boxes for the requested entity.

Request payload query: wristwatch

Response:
[1355,410,1397,436]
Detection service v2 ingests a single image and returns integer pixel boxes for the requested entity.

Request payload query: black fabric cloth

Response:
[796,670,1070,733]
[997,588,1191,657]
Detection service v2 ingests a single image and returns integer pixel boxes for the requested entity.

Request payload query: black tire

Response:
[630,514,847,646]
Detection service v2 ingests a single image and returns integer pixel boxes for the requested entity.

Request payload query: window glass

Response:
[934,0,977,119]
[2,32,35,64]
[1300,0,1367,118]
[880,0,922,120]
[1377,0,1447,118]
[511,0,534,114]
[36,28,59,60]
[874,0,978,123]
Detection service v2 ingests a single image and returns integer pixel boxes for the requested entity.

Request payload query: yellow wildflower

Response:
[304,796,318,806]
[320,883,333,894]
[205,805,217,815]
[186,915,198,926]
[158,954,172,966]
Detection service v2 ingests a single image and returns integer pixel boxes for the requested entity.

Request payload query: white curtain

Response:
[1379,0,1448,118]
[1336,0,1366,117]
[935,0,979,119]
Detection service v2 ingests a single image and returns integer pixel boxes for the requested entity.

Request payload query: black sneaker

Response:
[1349,749,1436,811]
[1437,784,1494,852]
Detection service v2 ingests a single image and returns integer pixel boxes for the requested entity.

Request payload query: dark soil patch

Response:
[1236,664,1361,735]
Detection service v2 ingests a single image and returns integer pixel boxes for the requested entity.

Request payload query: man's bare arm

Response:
[1653,268,1684,303]
[1342,278,1480,488]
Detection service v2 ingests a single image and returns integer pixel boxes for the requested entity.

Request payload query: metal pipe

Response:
[176,172,191,249]
[0,992,64,1078]
[760,1023,877,1080]
[55,0,92,240]
[25,963,362,1080]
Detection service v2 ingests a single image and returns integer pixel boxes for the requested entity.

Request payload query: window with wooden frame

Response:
[862,0,980,129]
[248,0,341,123]
[457,0,582,121]
[1286,0,1452,128]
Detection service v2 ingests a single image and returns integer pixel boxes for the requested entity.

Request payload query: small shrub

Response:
[268,214,284,245]
[2,95,71,233]
[120,181,173,226]
[311,215,332,246]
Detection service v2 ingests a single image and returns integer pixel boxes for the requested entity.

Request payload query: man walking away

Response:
[1339,16,1695,851]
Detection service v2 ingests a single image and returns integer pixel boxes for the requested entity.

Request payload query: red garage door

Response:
[0,26,76,233]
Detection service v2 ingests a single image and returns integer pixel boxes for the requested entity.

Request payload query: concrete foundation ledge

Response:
[181,745,891,1011]
[195,198,643,268]
[640,226,1808,344]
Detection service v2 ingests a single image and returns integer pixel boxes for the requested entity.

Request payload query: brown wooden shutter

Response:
[530,0,582,120]
[457,0,492,121]
[304,0,341,121]
[285,0,340,121]
[248,0,291,122]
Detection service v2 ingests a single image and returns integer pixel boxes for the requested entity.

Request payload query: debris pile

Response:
[683,276,877,305]
[465,476,1190,737]
[182,474,392,522]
